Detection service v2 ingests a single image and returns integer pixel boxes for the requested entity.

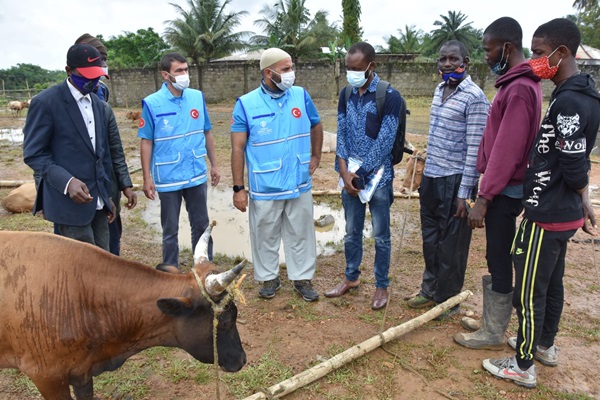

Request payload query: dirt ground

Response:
[0,103,599,400]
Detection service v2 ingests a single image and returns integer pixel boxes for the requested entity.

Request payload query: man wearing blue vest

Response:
[139,52,220,268]
[230,48,323,302]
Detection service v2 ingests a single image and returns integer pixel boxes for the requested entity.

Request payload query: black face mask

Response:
[70,73,100,95]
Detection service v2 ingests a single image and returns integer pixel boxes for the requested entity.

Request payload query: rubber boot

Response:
[459,275,490,331]
[453,275,513,350]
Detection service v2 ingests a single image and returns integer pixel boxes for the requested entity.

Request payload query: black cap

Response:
[66,44,109,80]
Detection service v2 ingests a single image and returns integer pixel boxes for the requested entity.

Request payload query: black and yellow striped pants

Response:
[511,218,576,370]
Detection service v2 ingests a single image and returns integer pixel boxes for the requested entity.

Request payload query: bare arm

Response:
[309,122,323,175]
[204,130,220,186]
[231,132,248,212]
[140,138,155,200]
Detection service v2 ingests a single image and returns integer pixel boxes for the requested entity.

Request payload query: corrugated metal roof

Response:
[577,44,600,60]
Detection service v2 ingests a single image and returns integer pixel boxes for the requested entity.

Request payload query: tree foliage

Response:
[577,4,600,49]
[164,0,250,65]
[0,64,63,91]
[425,11,482,56]
[100,28,169,68]
[572,0,599,10]
[250,0,339,61]
[341,0,362,45]
[384,25,423,54]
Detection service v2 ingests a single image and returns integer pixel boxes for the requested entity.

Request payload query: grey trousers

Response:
[249,191,316,281]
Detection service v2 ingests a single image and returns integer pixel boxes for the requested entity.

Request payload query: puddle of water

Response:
[143,188,372,262]
[0,128,24,143]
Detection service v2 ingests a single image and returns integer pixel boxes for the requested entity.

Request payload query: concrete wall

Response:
[106,60,600,108]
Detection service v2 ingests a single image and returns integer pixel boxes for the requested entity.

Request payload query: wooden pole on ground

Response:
[242,290,473,400]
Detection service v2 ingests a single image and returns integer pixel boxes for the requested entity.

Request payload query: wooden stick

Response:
[242,290,473,400]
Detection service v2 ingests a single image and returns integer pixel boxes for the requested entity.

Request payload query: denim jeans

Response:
[342,182,394,288]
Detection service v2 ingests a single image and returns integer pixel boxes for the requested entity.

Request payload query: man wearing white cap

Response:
[24,44,115,250]
[230,48,324,301]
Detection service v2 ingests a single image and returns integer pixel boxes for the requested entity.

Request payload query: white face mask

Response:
[346,63,372,88]
[270,69,295,91]
[101,66,108,80]
[169,73,190,91]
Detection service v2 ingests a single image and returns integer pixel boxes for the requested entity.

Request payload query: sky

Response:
[0,0,578,71]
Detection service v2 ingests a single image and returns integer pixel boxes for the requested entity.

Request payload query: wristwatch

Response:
[233,184,245,193]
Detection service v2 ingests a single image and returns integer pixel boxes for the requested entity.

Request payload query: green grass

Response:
[221,351,294,398]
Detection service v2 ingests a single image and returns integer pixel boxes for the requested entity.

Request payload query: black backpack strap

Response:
[344,85,353,109]
[375,80,391,121]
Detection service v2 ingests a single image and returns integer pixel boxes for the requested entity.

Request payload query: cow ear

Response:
[157,297,194,317]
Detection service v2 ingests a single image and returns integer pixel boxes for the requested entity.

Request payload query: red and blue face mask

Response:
[439,63,466,83]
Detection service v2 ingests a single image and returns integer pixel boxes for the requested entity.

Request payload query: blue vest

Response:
[238,86,312,200]
[142,85,208,192]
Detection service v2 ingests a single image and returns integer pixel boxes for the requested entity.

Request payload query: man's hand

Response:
[454,197,468,219]
[581,188,598,236]
[67,179,94,204]
[143,178,156,200]
[122,187,137,210]
[107,199,117,224]
[341,170,360,197]
[211,166,221,187]
[309,155,321,175]
[468,197,488,229]
[233,189,248,212]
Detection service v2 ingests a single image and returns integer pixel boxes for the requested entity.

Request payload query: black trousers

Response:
[485,195,523,294]
[418,174,474,303]
[512,218,576,369]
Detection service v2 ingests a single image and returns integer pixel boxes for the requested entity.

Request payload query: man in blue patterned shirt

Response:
[324,42,402,310]
[407,40,490,319]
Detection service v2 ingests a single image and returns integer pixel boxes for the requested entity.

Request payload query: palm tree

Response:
[573,0,599,10]
[250,0,338,61]
[164,0,251,65]
[396,25,423,54]
[342,0,362,44]
[428,11,481,54]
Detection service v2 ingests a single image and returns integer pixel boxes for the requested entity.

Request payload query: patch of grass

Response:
[94,361,151,398]
[284,295,326,321]
[222,351,293,398]
[0,370,40,398]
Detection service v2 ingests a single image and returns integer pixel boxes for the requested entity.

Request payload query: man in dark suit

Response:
[24,43,115,250]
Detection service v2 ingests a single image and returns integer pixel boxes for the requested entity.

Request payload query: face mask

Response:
[490,44,510,76]
[70,73,100,95]
[169,73,190,91]
[270,70,295,91]
[529,47,562,80]
[101,66,109,80]
[346,63,372,88]
[439,63,466,83]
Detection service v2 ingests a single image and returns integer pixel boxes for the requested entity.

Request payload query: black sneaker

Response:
[293,280,319,302]
[258,277,281,299]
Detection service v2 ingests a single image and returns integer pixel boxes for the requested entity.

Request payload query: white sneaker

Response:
[507,336,558,367]
[483,356,537,388]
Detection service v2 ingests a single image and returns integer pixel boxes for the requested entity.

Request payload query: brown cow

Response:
[0,224,246,400]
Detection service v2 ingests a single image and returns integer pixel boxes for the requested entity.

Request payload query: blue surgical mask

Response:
[346,63,372,88]
[70,73,100,95]
[490,43,510,76]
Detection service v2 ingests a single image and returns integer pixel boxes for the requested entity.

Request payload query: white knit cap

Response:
[260,48,291,70]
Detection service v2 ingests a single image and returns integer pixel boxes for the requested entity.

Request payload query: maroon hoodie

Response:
[477,62,542,200]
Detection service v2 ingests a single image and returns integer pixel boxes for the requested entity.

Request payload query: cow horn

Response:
[204,260,247,297]
[193,221,217,265]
